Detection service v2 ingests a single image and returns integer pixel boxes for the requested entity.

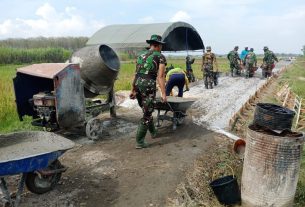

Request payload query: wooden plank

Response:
[295,98,302,130]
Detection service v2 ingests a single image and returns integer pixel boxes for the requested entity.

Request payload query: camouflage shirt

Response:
[135,49,167,79]
[227,50,241,63]
[246,51,257,65]
[202,52,216,65]
[263,50,278,65]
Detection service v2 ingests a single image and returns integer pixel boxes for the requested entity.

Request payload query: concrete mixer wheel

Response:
[86,118,103,140]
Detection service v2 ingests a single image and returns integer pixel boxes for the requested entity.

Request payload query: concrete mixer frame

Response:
[13,63,115,139]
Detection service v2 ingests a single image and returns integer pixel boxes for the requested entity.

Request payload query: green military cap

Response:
[250,48,254,52]
[234,46,239,49]
[146,34,166,45]
[263,46,268,50]
[206,46,211,51]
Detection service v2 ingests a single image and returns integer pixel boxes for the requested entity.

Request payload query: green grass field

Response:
[114,57,230,91]
[279,61,305,98]
[0,64,37,132]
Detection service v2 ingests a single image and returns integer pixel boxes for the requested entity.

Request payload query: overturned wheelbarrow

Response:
[0,131,74,207]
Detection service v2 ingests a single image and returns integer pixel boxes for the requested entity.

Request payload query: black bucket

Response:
[253,103,295,130]
[209,175,241,205]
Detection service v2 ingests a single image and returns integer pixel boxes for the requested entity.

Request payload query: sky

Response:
[0,0,304,54]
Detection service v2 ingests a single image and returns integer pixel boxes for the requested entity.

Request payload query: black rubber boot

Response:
[136,122,148,149]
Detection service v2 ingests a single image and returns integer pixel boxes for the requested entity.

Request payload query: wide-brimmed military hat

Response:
[146,34,166,45]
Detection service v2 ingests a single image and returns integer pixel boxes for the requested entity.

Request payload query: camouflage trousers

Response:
[245,63,255,78]
[261,63,275,78]
[135,77,156,125]
[230,62,241,76]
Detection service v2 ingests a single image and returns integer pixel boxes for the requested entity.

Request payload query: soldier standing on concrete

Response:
[130,34,167,149]
[186,55,195,82]
[245,48,257,78]
[261,46,278,78]
[202,46,218,89]
[227,46,242,77]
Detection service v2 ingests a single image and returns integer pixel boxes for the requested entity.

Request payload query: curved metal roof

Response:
[86,22,204,51]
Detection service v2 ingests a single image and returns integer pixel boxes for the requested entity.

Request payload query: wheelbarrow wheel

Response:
[175,112,185,126]
[25,160,62,194]
[86,118,103,140]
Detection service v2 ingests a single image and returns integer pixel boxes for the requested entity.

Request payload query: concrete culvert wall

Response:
[241,124,304,207]
[70,44,120,98]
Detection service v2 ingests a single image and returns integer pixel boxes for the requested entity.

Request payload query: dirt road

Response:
[19,112,216,207]
[13,61,290,207]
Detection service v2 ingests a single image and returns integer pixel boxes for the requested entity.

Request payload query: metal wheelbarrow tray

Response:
[0,131,74,207]
[154,97,196,130]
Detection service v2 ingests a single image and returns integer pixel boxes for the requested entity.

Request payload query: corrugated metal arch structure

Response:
[86,22,204,51]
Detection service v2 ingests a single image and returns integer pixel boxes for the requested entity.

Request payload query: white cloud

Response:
[35,3,58,20]
[0,3,105,38]
[0,20,13,35]
[138,16,155,24]
[170,11,191,22]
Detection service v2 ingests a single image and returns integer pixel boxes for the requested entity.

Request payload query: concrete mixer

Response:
[13,44,120,139]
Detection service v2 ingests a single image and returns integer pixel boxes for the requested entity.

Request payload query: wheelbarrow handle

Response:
[166,102,174,112]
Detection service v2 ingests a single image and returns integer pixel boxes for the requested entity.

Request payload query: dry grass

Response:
[167,135,243,207]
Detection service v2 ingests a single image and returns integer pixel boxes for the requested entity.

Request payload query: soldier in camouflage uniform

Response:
[186,56,195,82]
[227,46,242,77]
[130,34,167,149]
[261,46,278,78]
[245,48,257,78]
[202,46,218,89]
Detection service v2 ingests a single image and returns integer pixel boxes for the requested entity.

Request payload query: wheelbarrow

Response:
[0,131,75,207]
[154,97,196,130]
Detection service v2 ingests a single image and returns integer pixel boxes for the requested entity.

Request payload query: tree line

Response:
[0,47,71,64]
[0,37,89,64]
[0,37,88,50]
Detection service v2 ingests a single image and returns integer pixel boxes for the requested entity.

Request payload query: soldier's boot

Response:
[148,121,158,139]
[245,70,249,79]
[209,78,213,89]
[204,75,208,89]
[136,122,148,149]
